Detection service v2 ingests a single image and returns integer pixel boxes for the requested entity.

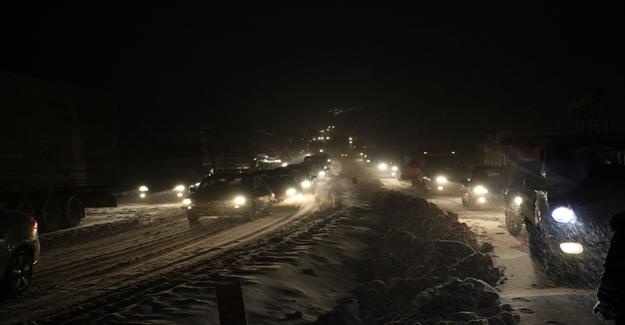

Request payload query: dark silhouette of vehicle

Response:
[506,137,625,282]
[303,154,329,171]
[0,209,40,297]
[184,173,274,224]
[285,164,315,193]
[256,168,303,200]
[460,165,509,209]
[401,159,423,186]
[502,161,542,236]
[1,73,118,232]
[420,163,462,195]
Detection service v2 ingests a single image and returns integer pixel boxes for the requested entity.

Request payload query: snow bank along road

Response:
[380,178,608,325]
[0,176,346,324]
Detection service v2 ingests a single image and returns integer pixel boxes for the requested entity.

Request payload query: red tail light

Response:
[31,219,38,233]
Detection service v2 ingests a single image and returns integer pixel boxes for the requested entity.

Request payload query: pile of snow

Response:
[316,191,517,325]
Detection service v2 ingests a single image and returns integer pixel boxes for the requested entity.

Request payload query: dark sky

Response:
[2,3,624,150]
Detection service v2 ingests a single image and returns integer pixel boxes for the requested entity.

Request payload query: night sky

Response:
[2,3,624,151]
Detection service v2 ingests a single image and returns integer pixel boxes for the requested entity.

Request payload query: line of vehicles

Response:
[182,154,331,225]
[375,135,625,283]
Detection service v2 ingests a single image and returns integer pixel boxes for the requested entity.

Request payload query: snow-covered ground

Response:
[0,171,359,324]
[380,177,609,325]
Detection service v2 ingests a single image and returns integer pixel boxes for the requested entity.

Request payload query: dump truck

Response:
[0,73,118,232]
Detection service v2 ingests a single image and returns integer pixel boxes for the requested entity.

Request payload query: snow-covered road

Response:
[0,177,347,324]
[380,177,609,325]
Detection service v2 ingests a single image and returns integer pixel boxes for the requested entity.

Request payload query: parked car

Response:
[461,165,509,209]
[184,173,274,224]
[0,209,40,297]
[507,137,625,282]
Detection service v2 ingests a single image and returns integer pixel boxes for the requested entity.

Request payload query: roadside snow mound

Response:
[317,191,515,325]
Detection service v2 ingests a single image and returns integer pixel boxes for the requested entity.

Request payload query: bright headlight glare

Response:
[378,163,388,171]
[473,185,488,195]
[318,170,327,177]
[286,188,297,196]
[139,185,149,192]
[435,176,448,184]
[551,207,577,223]
[301,180,312,189]
[391,166,399,172]
[182,198,192,205]
[513,196,523,205]
[560,242,584,254]
[140,193,147,198]
[174,185,185,192]
[233,195,246,206]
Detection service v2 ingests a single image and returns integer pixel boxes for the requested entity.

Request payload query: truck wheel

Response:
[63,196,85,228]
[505,212,523,236]
[38,197,61,232]
[1,249,34,298]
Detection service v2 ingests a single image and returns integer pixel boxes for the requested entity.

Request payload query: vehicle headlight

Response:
[551,207,577,223]
[391,166,399,172]
[182,198,192,205]
[174,185,185,192]
[377,163,388,171]
[318,170,327,177]
[139,185,149,192]
[472,185,488,195]
[140,193,147,198]
[435,176,448,184]
[233,195,246,206]
[513,196,523,205]
[286,188,298,196]
[301,180,312,189]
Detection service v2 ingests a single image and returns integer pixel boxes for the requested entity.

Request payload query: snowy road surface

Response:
[380,177,609,325]
[0,175,352,324]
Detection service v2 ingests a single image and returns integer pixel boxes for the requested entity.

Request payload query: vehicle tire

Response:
[37,197,61,232]
[526,221,549,265]
[505,212,523,236]
[1,249,34,298]
[63,196,85,228]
